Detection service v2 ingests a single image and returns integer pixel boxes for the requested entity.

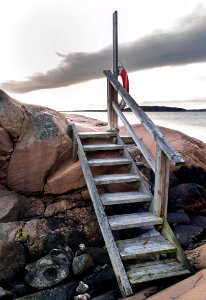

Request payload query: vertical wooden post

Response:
[152,143,170,218]
[107,11,118,129]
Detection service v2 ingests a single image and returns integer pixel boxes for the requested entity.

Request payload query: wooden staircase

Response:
[70,124,192,298]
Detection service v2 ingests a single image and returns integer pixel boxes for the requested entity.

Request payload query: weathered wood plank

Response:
[94,174,140,185]
[70,123,133,296]
[113,102,155,172]
[108,212,163,230]
[126,259,190,286]
[88,157,132,166]
[161,220,194,272]
[103,70,185,166]
[101,191,151,205]
[117,235,176,260]
[152,145,170,217]
[83,144,123,151]
[79,131,117,139]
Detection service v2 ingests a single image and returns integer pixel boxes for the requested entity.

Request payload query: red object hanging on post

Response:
[118,66,129,93]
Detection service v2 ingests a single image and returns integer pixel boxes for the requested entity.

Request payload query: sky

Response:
[0,0,206,110]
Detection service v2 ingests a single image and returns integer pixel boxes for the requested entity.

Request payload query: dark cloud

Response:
[2,9,206,93]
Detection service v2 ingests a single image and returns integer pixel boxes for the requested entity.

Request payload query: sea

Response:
[68,111,206,143]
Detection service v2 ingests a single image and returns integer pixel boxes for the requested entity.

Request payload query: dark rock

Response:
[174,225,203,249]
[190,215,206,230]
[168,212,190,226]
[76,281,89,294]
[168,183,206,213]
[173,166,206,188]
[91,289,120,300]
[0,287,13,299]
[0,190,29,222]
[0,240,25,286]
[15,282,77,300]
[82,247,110,265]
[72,254,95,276]
[9,280,29,299]
[82,267,117,298]
[25,247,74,289]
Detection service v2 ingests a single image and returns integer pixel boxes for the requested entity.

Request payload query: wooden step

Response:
[117,235,176,260]
[108,212,163,230]
[83,144,123,151]
[101,192,151,205]
[94,174,140,185]
[79,131,117,139]
[88,157,132,166]
[126,259,190,286]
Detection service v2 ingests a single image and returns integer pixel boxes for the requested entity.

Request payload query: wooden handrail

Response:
[104,70,185,166]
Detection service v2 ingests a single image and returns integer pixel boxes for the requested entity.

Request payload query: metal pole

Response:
[113,11,118,78]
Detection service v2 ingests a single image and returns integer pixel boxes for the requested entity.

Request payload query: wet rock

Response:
[76,281,89,294]
[73,293,91,300]
[174,225,203,249]
[168,183,206,214]
[173,166,206,188]
[91,289,120,300]
[25,247,74,289]
[80,247,110,265]
[190,215,206,230]
[72,254,95,276]
[0,240,25,286]
[22,205,102,257]
[167,212,190,226]
[9,280,29,299]
[15,282,77,300]
[82,267,117,298]
[0,287,13,299]
[0,190,29,222]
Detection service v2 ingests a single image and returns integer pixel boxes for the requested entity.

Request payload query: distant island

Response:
[61,106,206,113]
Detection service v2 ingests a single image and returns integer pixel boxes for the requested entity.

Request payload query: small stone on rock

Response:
[76,281,89,294]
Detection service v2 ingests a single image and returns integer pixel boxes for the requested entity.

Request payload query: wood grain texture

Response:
[101,191,151,205]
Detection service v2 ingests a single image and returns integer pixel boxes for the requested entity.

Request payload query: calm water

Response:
[70,111,206,143]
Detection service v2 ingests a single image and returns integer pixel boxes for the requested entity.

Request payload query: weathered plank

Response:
[88,157,132,166]
[161,220,194,272]
[113,102,155,172]
[83,144,123,151]
[79,131,117,139]
[94,174,140,185]
[103,70,185,166]
[101,191,151,205]
[108,212,163,230]
[152,145,170,217]
[117,235,176,260]
[126,259,190,286]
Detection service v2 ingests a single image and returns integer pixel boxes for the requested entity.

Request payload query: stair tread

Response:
[101,191,151,205]
[117,235,176,260]
[88,157,132,166]
[94,174,140,184]
[83,144,123,151]
[126,258,190,285]
[79,131,117,138]
[108,212,163,230]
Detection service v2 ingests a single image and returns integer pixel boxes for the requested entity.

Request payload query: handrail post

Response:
[152,144,170,218]
[107,11,118,129]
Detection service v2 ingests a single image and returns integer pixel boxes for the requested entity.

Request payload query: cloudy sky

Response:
[0,0,206,110]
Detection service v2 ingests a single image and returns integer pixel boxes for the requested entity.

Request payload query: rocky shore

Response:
[0,89,206,299]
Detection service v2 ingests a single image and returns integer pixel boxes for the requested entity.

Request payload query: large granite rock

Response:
[0,90,72,194]
[187,243,206,270]
[0,240,25,286]
[144,269,206,300]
